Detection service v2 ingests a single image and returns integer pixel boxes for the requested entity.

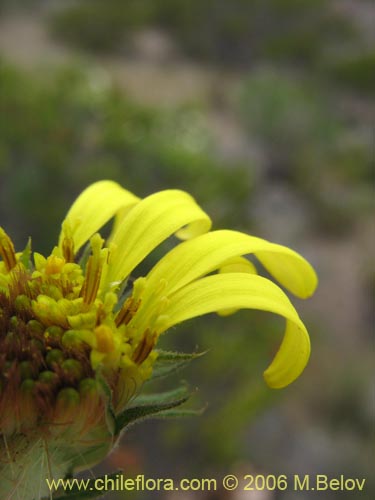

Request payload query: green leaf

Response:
[133,384,190,405]
[151,349,206,380]
[115,386,191,434]
[154,406,207,419]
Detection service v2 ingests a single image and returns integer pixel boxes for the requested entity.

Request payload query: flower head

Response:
[0,181,317,499]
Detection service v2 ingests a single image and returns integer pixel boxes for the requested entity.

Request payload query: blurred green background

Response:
[0,1,373,499]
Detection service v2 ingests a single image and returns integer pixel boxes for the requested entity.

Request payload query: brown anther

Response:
[0,228,17,272]
[115,297,141,327]
[132,330,157,365]
[80,255,102,305]
[62,236,75,263]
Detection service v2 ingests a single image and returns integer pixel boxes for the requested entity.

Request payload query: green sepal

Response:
[114,385,191,435]
[19,237,32,270]
[150,349,206,380]
[152,406,207,419]
[133,384,190,406]
[49,471,121,500]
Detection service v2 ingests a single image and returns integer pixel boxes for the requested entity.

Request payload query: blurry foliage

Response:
[328,51,375,94]
[0,0,40,13]
[51,0,153,53]
[16,0,373,239]
[45,0,375,239]
[49,0,353,66]
[239,71,338,157]
[134,312,280,470]
[0,62,252,253]
[238,70,374,234]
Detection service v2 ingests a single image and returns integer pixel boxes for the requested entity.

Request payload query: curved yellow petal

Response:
[218,256,257,275]
[255,249,317,299]
[218,256,257,316]
[106,190,211,285]
[141,230,317,303]
[59,180,140,253]
[159,273,310,388]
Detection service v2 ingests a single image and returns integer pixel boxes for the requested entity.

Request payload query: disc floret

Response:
[0,228,156,476]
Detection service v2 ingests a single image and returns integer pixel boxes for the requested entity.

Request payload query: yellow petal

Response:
[159,273,310,388]
[141,230,317,305]
[255,249,317,299]
[218,256,257,275]
[106,190,211,285]
[59,180,140,253]
[218,256,257,316]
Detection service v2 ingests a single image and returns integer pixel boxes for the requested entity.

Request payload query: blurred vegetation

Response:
[50,0,353,67]
[238,69,374,234]
[328,51,375,94]
[153,312,280,469]
[0,62,252,254]
[0,0,39,12]
[46,0,374,236]
[51,0,153,53]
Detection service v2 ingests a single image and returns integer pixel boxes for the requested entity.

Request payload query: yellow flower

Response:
[0,180,317,499]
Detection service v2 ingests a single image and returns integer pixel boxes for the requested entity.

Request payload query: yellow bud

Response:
[45,255,65,275]
[90,350,106,369]
[94,325,114,353]
[68,311,97,329]
[33,252,47,271]
[32,295,69,328]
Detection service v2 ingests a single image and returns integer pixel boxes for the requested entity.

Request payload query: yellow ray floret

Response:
[155,273,310,389]
[53,181,316,390]
[130,229,317,333]
[105,189,212,285]
[139,230,317,301]
[59,180,140,253]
